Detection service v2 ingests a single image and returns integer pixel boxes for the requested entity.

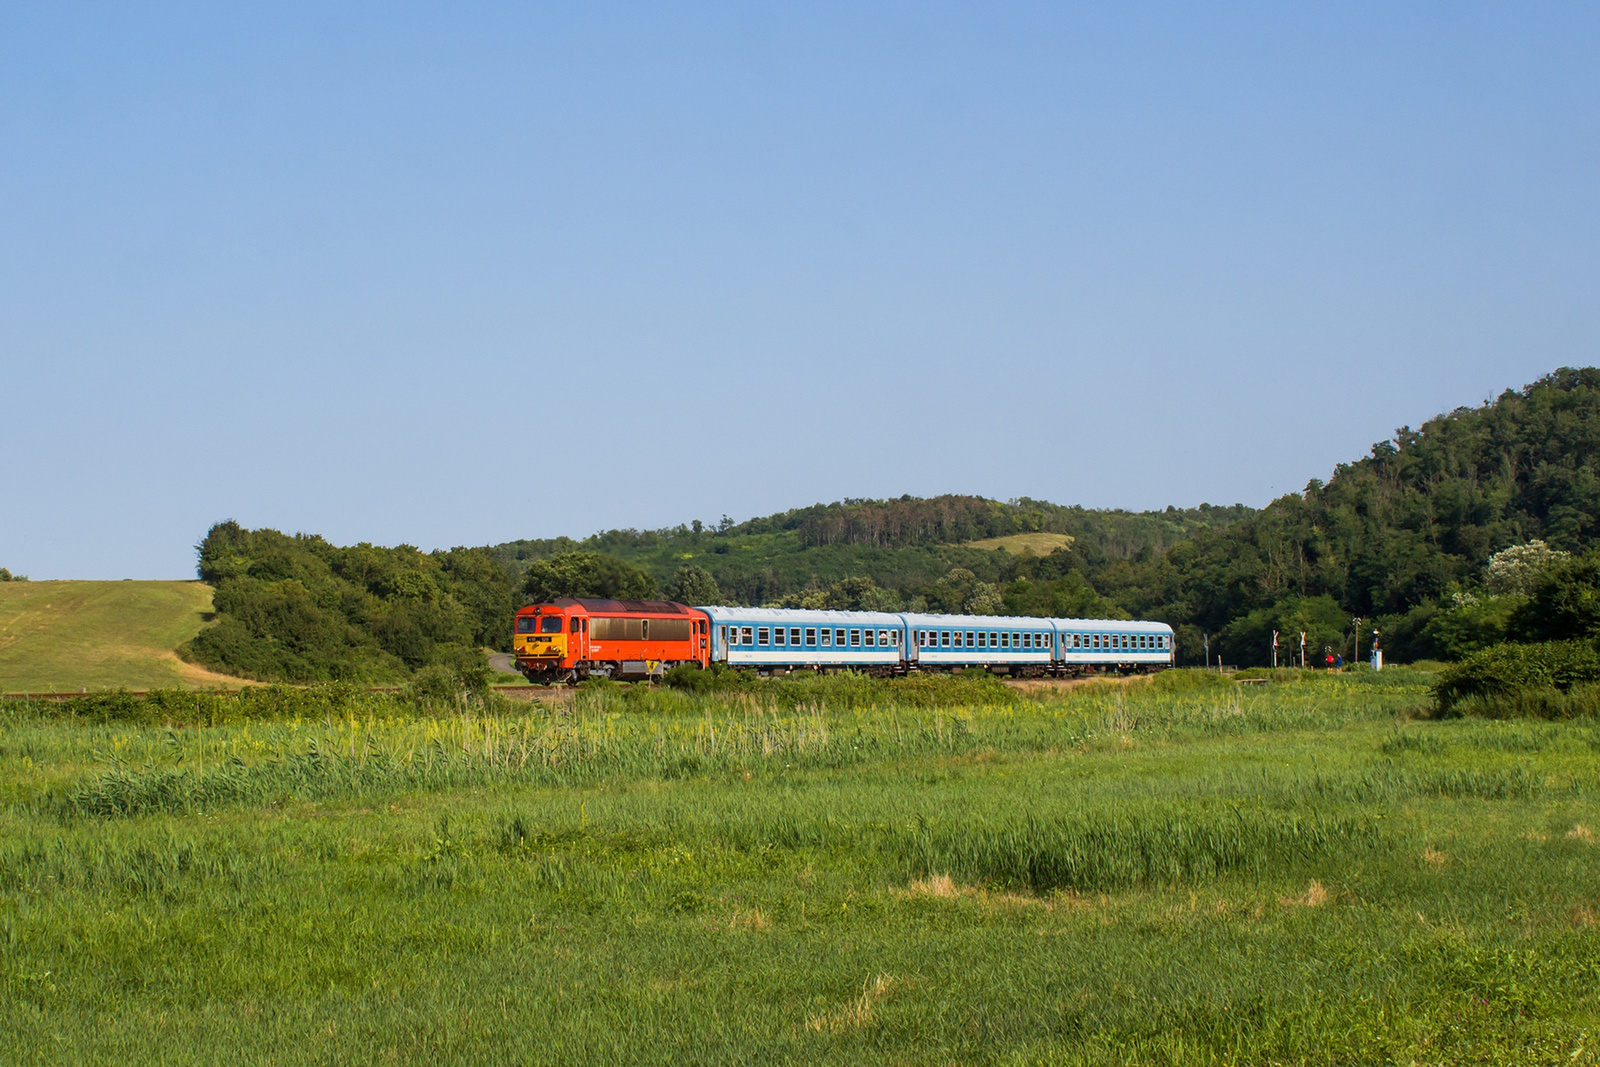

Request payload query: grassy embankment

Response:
[2,669,1598,1064]
[0,581,245,693]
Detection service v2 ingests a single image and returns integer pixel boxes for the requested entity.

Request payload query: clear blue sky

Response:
[3,3,1597,579]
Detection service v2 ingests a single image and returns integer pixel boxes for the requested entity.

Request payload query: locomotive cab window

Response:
[540,617,563,634]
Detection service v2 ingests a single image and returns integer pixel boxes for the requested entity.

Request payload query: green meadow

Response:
[0,581,241,693]
[2,670,1598,1064]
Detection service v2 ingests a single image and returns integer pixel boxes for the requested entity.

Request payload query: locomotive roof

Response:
[528,598,696,615]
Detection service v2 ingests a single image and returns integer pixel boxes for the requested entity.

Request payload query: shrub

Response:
[661,662,755,693]
[1432,640,1600,715]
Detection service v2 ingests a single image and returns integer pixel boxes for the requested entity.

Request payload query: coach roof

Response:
[697,606,904,626]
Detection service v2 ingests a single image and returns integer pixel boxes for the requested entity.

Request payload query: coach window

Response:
[740,626,753,645]
[864,630,875,647]
[835,628,846,645]
[790,628,802,645]
[757,627,770,645]
[976,632,986,649]
[804,628,816,645]
[774,628,786,646]
[849,629,860,646]
[992,631,1000,648]
[890,631,899,646]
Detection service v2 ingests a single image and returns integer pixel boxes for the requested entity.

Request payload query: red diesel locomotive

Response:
[512,598,709,683]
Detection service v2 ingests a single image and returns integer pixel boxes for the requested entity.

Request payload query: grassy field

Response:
[0,581,244,693]
[964,532,1076,555]
[2,669,1598,1064]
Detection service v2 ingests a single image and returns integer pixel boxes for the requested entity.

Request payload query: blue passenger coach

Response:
[902,612,1056,672]
[702,606,905,672]
[1053,619,1174,673]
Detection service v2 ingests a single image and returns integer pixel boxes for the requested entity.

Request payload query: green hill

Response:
[0,581,245,692]
[488,497,1253,607]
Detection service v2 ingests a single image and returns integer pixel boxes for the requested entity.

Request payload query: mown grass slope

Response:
[0,580,244,692]
[3,670,1597,1064]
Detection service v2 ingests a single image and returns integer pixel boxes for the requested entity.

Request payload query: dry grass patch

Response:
[805,974,896,1034]
[1279,880,1329,908]
[1567,824,1594,844]
[1421,845,1449,867]
[898,874,1050,912]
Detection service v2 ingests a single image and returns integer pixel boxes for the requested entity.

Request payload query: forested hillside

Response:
[488,498,1250,611]
[1095,367,1600,664]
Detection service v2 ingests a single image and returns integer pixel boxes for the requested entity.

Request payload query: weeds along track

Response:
[4,676,1432,819]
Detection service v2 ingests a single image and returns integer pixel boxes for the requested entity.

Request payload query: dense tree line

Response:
[184,522,518,682]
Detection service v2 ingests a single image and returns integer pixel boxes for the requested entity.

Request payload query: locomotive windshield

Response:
[516,616,567,634]
[540,617,563,633]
